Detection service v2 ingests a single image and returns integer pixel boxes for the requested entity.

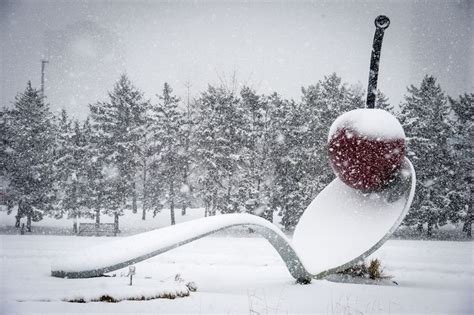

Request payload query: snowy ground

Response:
[1,233,472,314]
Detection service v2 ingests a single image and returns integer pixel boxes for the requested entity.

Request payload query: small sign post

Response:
[128,265,136,286]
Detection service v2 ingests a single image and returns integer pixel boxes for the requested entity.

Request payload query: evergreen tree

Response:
[89,74,149,233]
[267,73,364,231]
[55,109,72,188]
[139,115,153,221]
[69,121,94,231]
[1,108,15,214]
[300,73,359,197]
[148,83,186,225]
[448,93,473,237]
[179,95,197,216]
[375,90,394,113]
[194,85,243,216]
[2,82,56,231]
[268,94,308,230]
[81,117,106,227]
[54,109,79,231]
[398,75,454,236]
[237,87,272,219]
[274,73,363,231]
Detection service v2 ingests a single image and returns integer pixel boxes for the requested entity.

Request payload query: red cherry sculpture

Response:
[328,109,405,192]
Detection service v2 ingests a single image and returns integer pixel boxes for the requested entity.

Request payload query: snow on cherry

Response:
[328,108,406,192]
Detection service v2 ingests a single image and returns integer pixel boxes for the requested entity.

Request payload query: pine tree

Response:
[268,73,364,231]
[55,109,73,188]
[67,120,93,231]
[1,108,16,214]
[448,93,473,237]
[179,95,197,217]
[148,83,186,225]
[194,85,243,216]
[268,94,308,230]
[143,93,167,220]
[89,74,149,233]
[139,116,153,221]
[275,73,363,231]
[398,75,454,236]
[300,73,359,197]
[81,117,106,227]
[2,82,56,231]
[53,109,79,231]
[375,90,394,113]
[237,87,273,219]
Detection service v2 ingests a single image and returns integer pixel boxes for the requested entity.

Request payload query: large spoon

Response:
[52,15,415,283]
[51,157,415,283]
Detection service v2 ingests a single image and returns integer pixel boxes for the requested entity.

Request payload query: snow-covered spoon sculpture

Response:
[52,16,416,283]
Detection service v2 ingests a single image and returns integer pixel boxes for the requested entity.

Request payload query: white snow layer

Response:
[328,108,405,141]
[1,236,472,314]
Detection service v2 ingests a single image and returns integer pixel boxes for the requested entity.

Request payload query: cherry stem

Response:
[366,15,390,109]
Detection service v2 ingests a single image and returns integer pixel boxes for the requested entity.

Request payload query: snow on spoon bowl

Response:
[293,157,415,280]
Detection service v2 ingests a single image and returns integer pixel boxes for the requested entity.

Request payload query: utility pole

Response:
[184,81,191,109]
[41,59,49,97]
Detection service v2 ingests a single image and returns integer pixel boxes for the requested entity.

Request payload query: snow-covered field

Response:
[1,233,472,314]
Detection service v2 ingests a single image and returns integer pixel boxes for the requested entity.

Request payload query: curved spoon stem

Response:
[51,214,313,283]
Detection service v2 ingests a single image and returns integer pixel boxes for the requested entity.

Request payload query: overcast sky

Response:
[1,0,472,119]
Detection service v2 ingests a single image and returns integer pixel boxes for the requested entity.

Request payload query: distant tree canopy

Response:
[396,76,472,237]
[1,73,472,237]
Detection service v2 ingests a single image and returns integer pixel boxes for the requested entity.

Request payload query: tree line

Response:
[1,73,471,237]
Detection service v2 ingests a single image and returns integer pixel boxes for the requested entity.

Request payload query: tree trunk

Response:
[132,181,137,214]
[226,176,232,212]
[73,220,78,234]
[427,221,433,237]
[15,201,22,228]
[26,214,32,232]
[170,181,176,225]
[417,222,423,233]
[114,213,119,236]
[15,214,21,228]
[211,192,217,216]
[142,161,147,220]
[95,209,100,228]
[182,168,188,216]
[466,222,472,238]
[463,209,472,238]
[142,205,147,221]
